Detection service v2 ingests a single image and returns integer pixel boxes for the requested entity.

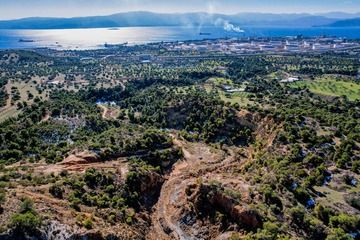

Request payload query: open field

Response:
[10,81,48,102]
[208,77,234,86]
[204,83,252,107]
[219,91,252,106]
[289,78,360,101]
[0,106,21,122]
[0,79,49,122]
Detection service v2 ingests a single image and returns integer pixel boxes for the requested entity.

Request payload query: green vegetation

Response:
[219,91,252,106]
[82,217,93,229]
[208,77,234,86]
[9,198,42,236]
[290,78,360,100]
[0,47,359,239]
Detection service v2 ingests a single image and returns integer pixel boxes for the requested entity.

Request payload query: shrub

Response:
[10,198,41,234]
[293,187,310,205]
[59,170,69,177]
[0,191,5,212]
[263,187,283,212]
[315,204,335,225]
[49,184,65,199]
[326,228,352,240]
[304,216,327,239]
[330,214,360,232]
[10,212,41,234]
[20,198,35,214]
[70,197,82,211]
[82,217,93,229]
[352,160,360,173]
[345,194,360,211]
[125,216,133,225]
[288,207,305,225]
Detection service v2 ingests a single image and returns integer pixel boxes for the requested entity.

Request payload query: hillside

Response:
[325,18,360,27]
[0,45,359,240]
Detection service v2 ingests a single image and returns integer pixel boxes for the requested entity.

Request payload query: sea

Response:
[0,26,360,50]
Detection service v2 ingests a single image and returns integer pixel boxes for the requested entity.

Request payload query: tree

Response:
[326,228,352,240]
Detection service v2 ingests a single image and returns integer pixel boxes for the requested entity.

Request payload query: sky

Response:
[0,0,359,20]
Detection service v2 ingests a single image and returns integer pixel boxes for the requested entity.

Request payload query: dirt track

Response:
[147,137,248,240]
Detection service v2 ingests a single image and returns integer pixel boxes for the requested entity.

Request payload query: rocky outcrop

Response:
[139,171,165,209]
[0,221,142,240]
[187,183,262,230]
[62,151,99,166]
[42,221,73,240]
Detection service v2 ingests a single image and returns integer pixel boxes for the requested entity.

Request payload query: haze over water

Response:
[1,26,360,50]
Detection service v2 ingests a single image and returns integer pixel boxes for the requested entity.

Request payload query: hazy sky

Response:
[0,0,359,20]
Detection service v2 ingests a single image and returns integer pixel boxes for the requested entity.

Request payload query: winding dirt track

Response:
[146,138,243,240]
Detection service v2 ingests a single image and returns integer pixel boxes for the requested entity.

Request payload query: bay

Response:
[0,26,359,50]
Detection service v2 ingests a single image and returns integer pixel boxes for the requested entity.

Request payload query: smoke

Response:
[215,18,244,33]
[193,2,245,34]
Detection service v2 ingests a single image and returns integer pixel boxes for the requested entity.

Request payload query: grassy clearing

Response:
[180,82,252,106]
[314,186,347,205]
[0,80,49,123]
[219,91,252,106]
[208,77,234,86]
[10,80,49,103]
[289,78,360,101]
[0,106,21,122]
[203,83,252,106]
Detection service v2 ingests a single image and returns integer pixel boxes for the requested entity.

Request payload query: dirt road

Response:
[146,137,245,240]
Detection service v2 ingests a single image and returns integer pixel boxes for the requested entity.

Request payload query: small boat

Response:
[199,32,211,36]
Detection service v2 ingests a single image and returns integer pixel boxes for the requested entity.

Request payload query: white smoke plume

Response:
[215,18,245,33]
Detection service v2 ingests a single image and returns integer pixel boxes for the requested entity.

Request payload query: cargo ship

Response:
[199,32,211,36]
[19,39,35,43]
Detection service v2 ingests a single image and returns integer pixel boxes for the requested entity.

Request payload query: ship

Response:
[199,32,212,36]
[104,42,128,48]
[19,39,35,43]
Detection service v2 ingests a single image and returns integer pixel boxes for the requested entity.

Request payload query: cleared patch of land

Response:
[290,78,360,101]
[204,82,253,107]
[0,107,21,122]
[0,78,50,122]
[208,77,234,86]
[219,91,252,106]
[98,104,121,120]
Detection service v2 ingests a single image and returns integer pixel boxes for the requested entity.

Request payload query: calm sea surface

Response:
[1,26,360,50]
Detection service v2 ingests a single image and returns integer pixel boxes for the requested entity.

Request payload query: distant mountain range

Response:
[324,18,360,27]
[0,11,360,29]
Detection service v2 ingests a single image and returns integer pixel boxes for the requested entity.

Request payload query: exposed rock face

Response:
[42,221,73,240]
[139,171,165,209]
[139,171,164,195]
[187,183,262,230]
[0,221,135,240]
[71,231,107,240]
[62,151,99,166]
[231,206,262,229]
